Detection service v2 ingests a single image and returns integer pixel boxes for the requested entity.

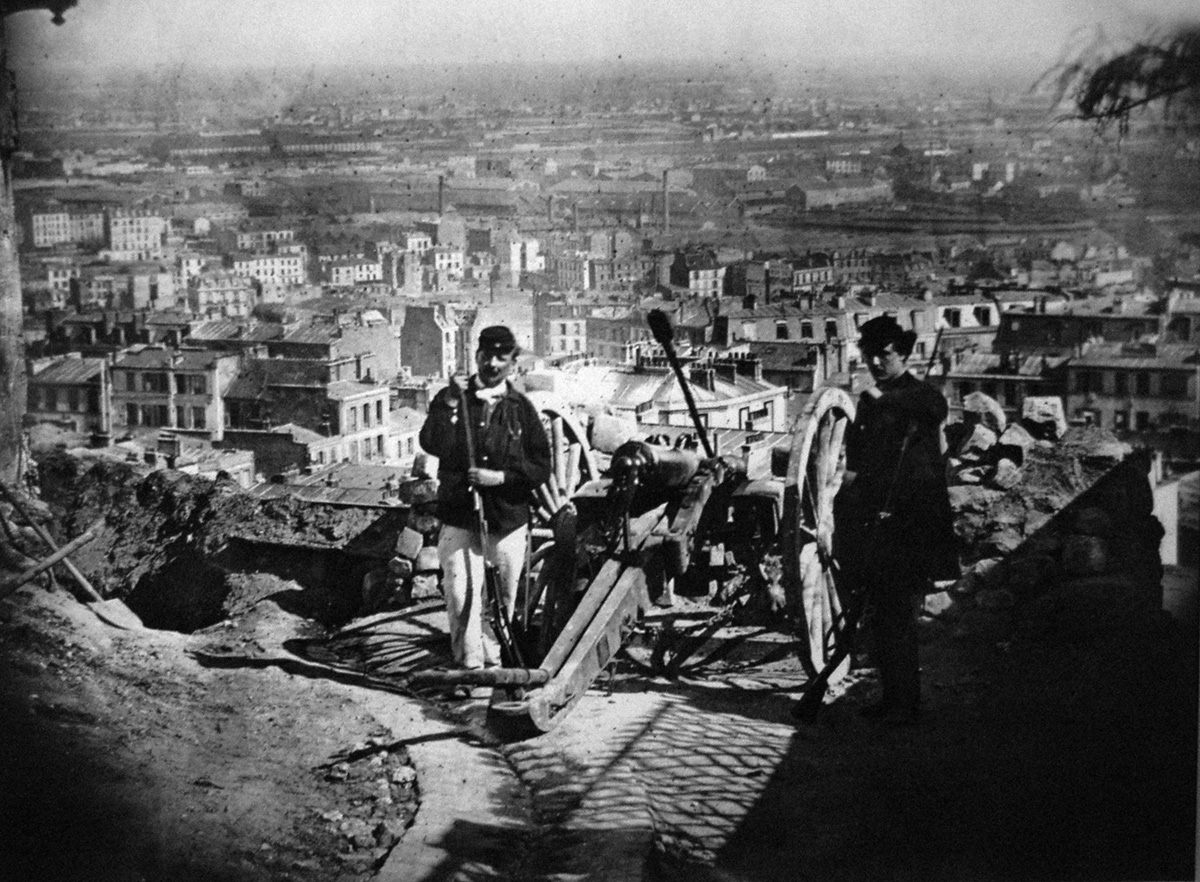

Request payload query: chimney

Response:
[438,175,444,215]
[662,170,670,234]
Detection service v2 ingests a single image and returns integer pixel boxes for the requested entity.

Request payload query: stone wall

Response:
[926,411,1166,645]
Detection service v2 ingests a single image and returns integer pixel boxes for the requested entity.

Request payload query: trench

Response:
[122,538,377,634]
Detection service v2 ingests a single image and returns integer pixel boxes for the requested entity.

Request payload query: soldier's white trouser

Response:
[436,523,526,669]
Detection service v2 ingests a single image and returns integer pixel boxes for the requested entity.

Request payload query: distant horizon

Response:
[7,0,1198,80]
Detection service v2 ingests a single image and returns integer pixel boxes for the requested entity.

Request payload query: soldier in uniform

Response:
[418,326,551,674]
[836,316,959,725]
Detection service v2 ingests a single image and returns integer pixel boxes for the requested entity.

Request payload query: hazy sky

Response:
[6,0,1199,74]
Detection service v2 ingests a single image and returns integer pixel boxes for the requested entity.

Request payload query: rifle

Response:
[456,380,527,669]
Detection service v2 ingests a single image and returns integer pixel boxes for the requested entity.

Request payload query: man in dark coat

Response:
[835,315,959,724]
[419,326,551,672]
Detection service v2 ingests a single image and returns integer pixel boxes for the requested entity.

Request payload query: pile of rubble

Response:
[927,394,1165,644]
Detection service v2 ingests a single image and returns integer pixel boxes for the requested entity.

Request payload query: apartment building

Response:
[670,251,726,297]
[111,348,240,440]
[71,262,176,311]
[266,320,400,384]
[22,203,105,249]
[1066,342,1200,432]
[231,250,307,287]
[26,355,109,435]
[235,225,296,252]
[187,272,259,319]
[399,305,459,378]
[105,209,167,261]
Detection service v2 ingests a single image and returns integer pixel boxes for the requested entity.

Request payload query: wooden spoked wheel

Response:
[525,393,598,537]
[782,387,856,682]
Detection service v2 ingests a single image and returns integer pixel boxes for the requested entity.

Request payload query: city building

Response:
[111,348,241,441]
[26,355,109,436]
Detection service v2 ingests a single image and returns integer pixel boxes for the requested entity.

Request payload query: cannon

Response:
[410,313,859,737]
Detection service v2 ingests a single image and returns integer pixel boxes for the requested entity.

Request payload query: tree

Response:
[1045,25,1200,133]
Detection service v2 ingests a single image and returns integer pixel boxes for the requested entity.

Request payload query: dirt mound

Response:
[34,453,401,632]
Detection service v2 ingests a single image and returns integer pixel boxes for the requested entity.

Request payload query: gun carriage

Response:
[412,314,858,735]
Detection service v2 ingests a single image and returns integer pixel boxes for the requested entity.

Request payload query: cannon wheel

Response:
[516,395,596,649]
[782,387,856,682]
[525,393,598,534]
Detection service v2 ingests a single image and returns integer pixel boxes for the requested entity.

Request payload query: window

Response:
[1113,410,1129,430]
[973,306,992,326]
[775,322,789,340]
[176,406,187,428]
[1135,372,1150,396]
[406,438,414,455]
[377,435,384,455]
[126,403,138,426]
[1114,372,1128,396]
[144,372,169,394]
[800,321,813,339]
[45,388,58,410]
[944,308,962,328]
[193,407,206,430]
[363,403,371,428]
[376,400,383,423]
[825,320,838,340]
[1003,382,1018,404]
[1161,372,1188,400]
[1075,371,1091,394]
[176,374,188,394]
[349,408,358,432]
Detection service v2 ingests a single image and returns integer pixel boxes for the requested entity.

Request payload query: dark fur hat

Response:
[858,315,917,357]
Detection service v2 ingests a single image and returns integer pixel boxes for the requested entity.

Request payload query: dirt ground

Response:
[0,453,1196,882]
[0,588,423,882]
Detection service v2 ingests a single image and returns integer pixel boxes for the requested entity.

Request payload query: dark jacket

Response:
[419,379,551,535]
[836,371,959,587]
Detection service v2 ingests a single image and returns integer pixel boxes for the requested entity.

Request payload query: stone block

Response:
[591,413,640,454]
[952,464,990,485]
[414,546,441,574]
[410,573,441,600]
[948,484,1005,513]
[922,590,960,620]
[962,391,1007,434]
[956,557,1002,595]
[1021,396,1067,440]
[411,452,436,479]
[996,423,1036,466]
[979,525,1024,557]
[990,458,1024,490]
[957,424,998,461]
[387,556,413,579]
[394,526,425,560]
[399,478,439,506]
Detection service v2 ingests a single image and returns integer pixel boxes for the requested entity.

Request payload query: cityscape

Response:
[0,2,1198,881]
[10,4,1200,490]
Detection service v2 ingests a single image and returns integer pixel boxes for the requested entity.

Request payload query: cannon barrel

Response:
[610,440,702,494]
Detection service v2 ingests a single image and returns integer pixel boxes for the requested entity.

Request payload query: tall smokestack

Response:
[438,175,444,216]
[662,170,670,234]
